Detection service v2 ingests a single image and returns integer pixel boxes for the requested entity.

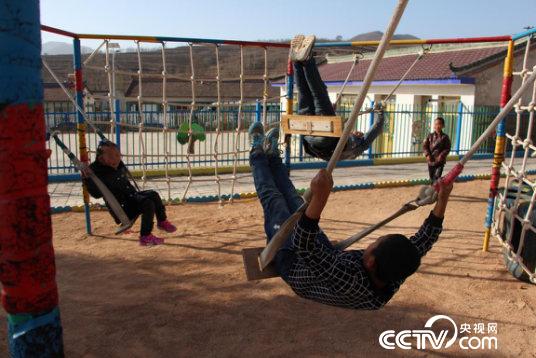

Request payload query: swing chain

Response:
[419,44,433,57]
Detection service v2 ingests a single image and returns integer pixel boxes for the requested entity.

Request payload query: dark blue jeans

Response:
[295,58,384,161]
[250,150,304,241]
[250,150,334,279]
[295,59,335,117]
[250,150,304,278]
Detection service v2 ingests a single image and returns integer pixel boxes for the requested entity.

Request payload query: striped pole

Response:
[284,58,294,170]
[482,40,514,251]
[0,0,64,355]
[115,99,121,148]
[73,38,92,234]
[454,101,463,155]
[369,100,375,159]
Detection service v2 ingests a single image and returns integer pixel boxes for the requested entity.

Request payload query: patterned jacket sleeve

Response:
[290,214,365,294]
[410,211,444,257]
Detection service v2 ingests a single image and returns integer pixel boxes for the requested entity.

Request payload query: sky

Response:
[40,0,536,47]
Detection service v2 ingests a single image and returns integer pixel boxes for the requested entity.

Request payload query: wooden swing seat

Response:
[281,114,343,137]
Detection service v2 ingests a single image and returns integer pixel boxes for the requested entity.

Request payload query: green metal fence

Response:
[46,103,509,176]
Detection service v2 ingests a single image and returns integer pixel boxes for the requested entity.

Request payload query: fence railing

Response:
[46,103,518,176]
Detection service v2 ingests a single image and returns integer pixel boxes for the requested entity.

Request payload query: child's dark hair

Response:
[373,234,421,283]
[96,140,117,158]
[435,117,445,126]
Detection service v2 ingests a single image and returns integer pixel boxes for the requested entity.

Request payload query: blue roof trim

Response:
[272,77,475,87]
[512,27,536,41]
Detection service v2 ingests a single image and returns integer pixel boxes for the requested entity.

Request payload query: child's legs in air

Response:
[301,58,335,116]
[250,150,292,242]
[294,62,315,115]
[267,154,305,213]
[296,58,339,160]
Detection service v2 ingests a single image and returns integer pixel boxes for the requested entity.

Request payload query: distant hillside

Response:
[42,41,93,55]
[349,31,419,41]
[41,31,419,96]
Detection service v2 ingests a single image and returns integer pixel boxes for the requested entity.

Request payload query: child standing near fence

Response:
[423,117,451,182]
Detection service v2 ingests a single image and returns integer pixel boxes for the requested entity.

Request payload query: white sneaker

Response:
[290,35,316,62]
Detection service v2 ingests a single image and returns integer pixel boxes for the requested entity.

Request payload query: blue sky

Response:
[41,0,535,46]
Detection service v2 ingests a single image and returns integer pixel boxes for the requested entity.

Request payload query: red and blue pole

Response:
[284,58,294,169]
[0,0,64,355]
[482,40,514,251]
[73,38,92,234]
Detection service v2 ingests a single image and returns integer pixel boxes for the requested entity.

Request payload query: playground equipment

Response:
[281,114,344,137]
[40,6,536,269]
[38,0,536,280]
[3,0,536,353]
[244,4,536,278]
[41,25,292,234]
[0,1,64,356]
[484,34,536,283]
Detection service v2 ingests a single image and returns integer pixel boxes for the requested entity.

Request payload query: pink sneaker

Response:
[157,220,177,233]
[139,234,165,246]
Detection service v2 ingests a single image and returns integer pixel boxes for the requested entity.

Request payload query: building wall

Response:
[459,94,475,152]
[328,85,475,157]
[471,45,536,146]
[473,45,536,106]
[277,83,477,157]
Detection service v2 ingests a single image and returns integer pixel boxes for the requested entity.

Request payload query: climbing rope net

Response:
[92,40,279,204]
[46,33,423,206]
[46,38,289,204]
[492,36,536,283]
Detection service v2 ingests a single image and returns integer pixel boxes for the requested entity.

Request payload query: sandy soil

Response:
[1,180,535,357]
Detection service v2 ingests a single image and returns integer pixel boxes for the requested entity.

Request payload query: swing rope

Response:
[333,46,431,127]
[333,53,362,109]
[335,200,418,250]
[382,45,431,104]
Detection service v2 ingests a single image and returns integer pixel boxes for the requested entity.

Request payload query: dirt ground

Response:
[1,180,536,357]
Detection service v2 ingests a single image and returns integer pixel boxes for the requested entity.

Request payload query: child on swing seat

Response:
[81,141,177,246]
[290,34,385,161]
